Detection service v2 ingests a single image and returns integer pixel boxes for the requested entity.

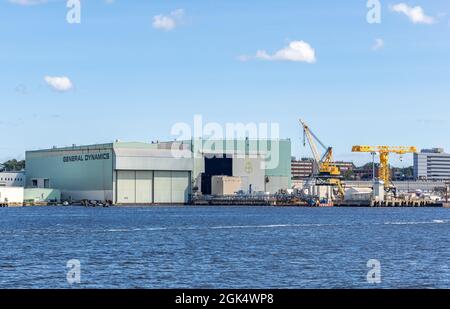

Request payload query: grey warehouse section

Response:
[113,145,192,204]
[116,170,190,204]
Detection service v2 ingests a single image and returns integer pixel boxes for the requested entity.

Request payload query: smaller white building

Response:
[344,187,373,201]
[0,171,26,187]
[211,176,242,195]
[0,187,24,205]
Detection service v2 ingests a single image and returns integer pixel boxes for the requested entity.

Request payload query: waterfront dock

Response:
[191,195,447,207]
[191,194,307,206]
[0,202,23,207]
[334,200,445,207]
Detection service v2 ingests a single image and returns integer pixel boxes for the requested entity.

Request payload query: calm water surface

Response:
[1,206,450,288]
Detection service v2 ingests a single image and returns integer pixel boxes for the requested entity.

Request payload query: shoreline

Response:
[1,203,449,208]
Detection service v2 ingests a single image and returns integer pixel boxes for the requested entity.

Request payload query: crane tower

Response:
[352,145,417,191]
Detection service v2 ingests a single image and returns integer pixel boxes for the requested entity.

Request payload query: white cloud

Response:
[253,41,316,63]
[44,76,73,92]
[8,0,47,5]
[152,9,185,31]
[390,3,435,24]
[372,38,384,51]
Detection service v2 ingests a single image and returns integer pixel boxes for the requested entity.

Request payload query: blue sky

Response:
[1,0,449,166]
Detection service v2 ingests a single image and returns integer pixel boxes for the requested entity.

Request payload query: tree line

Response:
[0,159,25,172]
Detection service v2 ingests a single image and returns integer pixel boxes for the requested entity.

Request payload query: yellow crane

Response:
[300,119,344,197]
[352,145,417,190]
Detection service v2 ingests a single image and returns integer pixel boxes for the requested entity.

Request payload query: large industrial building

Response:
[25,139,292,204]
[414,148,450,180]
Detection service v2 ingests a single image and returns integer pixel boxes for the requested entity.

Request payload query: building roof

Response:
[0,171,25,175]
[27,138,291,154]
[421,148,446,154]
[26,143,114,154]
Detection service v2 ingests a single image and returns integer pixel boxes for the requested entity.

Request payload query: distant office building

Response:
[291,159,354,180]
[291,158,314,179]
[414,148,450,180]
[0,171,26,187]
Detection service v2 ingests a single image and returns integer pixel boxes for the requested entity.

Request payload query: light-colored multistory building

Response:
[414,148,450,180]
[291,158,314,179]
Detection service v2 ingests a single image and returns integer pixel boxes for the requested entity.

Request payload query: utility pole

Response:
[446,182,449,203]
[371,152,376,183]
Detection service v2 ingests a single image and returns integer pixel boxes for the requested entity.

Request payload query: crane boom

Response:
[352,146,417,154]
[300,119,340,177]
[300,119,322,165]
[300,119,344,198]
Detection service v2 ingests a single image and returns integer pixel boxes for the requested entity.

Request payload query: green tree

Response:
[2,159,25,171]
[342,169,355,180]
